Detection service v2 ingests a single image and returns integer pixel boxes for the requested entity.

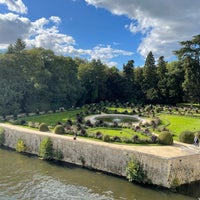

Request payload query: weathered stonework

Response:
[1,123,200,188]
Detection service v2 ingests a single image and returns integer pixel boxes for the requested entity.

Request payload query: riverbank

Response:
[1,123,200,189]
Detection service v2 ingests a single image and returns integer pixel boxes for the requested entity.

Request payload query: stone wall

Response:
[1,123,200,188]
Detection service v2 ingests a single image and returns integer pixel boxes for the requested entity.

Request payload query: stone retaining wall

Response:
[1,123,200,188]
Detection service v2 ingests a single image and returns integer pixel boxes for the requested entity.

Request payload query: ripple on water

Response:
[1,173,114,200]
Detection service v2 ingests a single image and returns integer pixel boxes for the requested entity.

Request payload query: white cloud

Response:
[49,16,61,24]
[85,45,133,65]
[0,0,27,14]
[0,12,132,66]
[85,0,200,59]
[0,13,30,44]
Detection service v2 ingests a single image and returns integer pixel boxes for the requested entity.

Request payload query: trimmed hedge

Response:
[158,131,173,145]
[179,130,194,144]
[39,123,49,132]
[54,125,65,134]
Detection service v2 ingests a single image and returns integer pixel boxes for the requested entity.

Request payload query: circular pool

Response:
[87,114,144,125]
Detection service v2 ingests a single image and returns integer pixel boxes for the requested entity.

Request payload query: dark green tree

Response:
[143,51,158,102]
[174,35,200,103]
[157,56,168,102]
[166,61,184,104]
[134,67,145,103]
[105,67,125,101]
[78,59,107,103]
[121,60,136,102]
[0,54,28,115]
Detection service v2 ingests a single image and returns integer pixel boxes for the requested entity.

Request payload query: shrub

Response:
[113,136,121,142]
[126,158,146,183]
[39,123,49,132]
[179,130,194,144]
[54,125,65,134]
[132,135,139,143]
[39,137,53,160]
[80,128,87,136]
[158,131,173,145]
[95,131,103,139]
[151,135,158,143]
[103,134,111,142]
[54,148,64,160]
[0,128,5,146]
[16,139,26,153]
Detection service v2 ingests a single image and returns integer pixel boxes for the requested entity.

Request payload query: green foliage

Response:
[39,137,53,160]
[54,125,65,134]
[39,123,49,132]
[175,35,200,103]
[171,177,181,191]
[158,131,173,145]
[0,128,5,146]
[54,148,64,160]
[126,158,146,183]
[179,130,194,144]
[103,134,111,142]
[16,139,26,153]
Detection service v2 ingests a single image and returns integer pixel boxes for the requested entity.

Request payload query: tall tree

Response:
[105,67,125,102]
[166,61,184,104]
[78,59,107,103]
[7,38,26,54]
[121,60,136,102]
[0,54,28,115]
[123,60,134,82]
[174,35,200,103]
[143,51,158,102]
[157,56,168,102]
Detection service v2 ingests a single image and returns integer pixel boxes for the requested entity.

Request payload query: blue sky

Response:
[0,0,200,68]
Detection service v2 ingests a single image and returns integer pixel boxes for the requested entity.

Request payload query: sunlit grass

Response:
[88,127,148,139]
[158,114,200,140]
[20,109,84,126]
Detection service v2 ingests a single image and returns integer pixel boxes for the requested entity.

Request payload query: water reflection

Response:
[0,148,196,200]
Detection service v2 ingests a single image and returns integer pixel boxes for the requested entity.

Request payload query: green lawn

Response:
[88,127,149,139]
[20,109,84,126]
[158,114,200,140]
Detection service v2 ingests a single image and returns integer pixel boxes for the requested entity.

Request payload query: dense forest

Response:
[0,35,200,116]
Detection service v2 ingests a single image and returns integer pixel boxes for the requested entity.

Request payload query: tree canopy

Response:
[0,36,199,116]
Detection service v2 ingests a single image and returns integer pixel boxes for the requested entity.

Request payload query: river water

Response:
[0,148,197,200]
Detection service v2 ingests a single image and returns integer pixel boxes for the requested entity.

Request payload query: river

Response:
[0,148,197,200]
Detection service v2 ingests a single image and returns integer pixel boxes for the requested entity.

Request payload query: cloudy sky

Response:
[0,0,200,68]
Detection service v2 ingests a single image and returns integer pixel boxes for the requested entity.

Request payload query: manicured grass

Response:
[158,114,200,140]
[88,127,149,139]
[20,109,84,126]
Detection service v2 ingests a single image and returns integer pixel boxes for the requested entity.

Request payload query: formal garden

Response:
[1,102,200,146]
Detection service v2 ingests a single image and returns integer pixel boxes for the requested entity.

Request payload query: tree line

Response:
[0,35,200,116]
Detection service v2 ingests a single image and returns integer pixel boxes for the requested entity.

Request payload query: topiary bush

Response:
[16,139,26,153]
[0,128,5,146]
[39,123,49,132]
[39,137,53,160]
[158,131,173,145]
[54,125,65,134]
[179,130,194,144]
[103,134,111,142]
